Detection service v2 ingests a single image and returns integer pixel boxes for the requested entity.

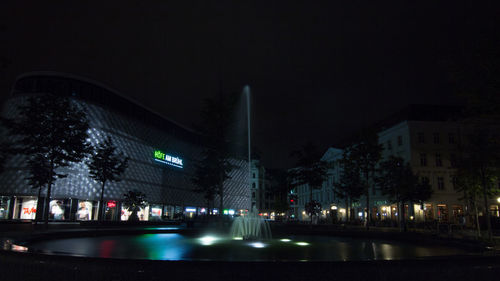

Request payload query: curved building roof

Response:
[10,71,202,144]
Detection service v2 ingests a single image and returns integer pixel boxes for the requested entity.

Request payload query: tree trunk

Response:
[365,172,370,230]
[310,186,313,224]
[481,176,493,241]
[98,181,106,221]
[345,196,349,223]
[474,202,481,239]
[44,159,55,227]
[219,173,224,216]
[401,201,407,232]
[35,186,43,223]
[43,182,52,226]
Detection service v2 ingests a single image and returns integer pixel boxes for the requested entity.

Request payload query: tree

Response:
[25,154,51,221]
[86,136,129,221]
[193,93,238,214]
[448,39,500,241]
[348,130,383,229]
[122,190,147,221]
[289,142,329,223]
[376,156,432,232]
[333,148,364,222]
[456,128,499,241]
[2,94,90,225]
[191,150,219,215]
[454,159,483,238]
[267,169,291,218]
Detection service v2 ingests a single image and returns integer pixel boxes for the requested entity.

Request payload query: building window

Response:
[252,192,255,199]
[421,176,430,185]
[420,153,427,166]
[448,133,456,144]
[252,173,256,178]
[435,153,442,167]
[386,140,392,150]
[437,177,445,190]
[450,154,457,167]
[252,183,256,188]
[418,132,425,144]
[451,176,458,190]
[397,136,403,146]
[433,133,440,144]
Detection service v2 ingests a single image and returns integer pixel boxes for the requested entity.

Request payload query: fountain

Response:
[229,207,272,240]
[227,86,271,240]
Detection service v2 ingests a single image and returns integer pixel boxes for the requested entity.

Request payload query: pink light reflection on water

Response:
[99,240,116,258]
[11,244,28,252]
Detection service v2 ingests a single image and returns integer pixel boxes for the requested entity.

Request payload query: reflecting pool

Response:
[21,234,470,261]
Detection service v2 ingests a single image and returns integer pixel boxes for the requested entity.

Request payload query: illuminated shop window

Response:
[0,196,11,219]
[14,197,38,220]
[150,205,162,220]
[49,199,69,220]
[121,205,149,221]
[76,201,93,221]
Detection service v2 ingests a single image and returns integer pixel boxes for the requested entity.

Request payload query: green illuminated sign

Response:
[154,150,183,168]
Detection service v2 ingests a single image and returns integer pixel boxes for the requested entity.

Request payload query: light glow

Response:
[296,242,309,246]
[249,242,266,248]
[199,235,219,246]
[280,239,291,242]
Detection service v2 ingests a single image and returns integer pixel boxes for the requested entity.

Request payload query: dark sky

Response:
[0,1,498,168]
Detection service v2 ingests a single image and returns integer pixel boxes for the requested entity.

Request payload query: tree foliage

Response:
[86,136,129,221]
[448,39,500,240]
[304,200,322,218]
[376,156,432,231]
[348,130,383,227]
[456,128,500,240]
[191,150,222,213]
[193,93,238,213]
[333,149,364,222]
[2,94,90,224]
[122,190,147,221]
[289,142,329,222]
[267,168,291,215]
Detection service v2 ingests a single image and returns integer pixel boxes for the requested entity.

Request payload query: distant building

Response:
[250,160,275,217]
[293,105,500,223]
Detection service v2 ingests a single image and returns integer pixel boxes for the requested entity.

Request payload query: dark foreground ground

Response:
[1,222,499,281]
[1,250,500,281]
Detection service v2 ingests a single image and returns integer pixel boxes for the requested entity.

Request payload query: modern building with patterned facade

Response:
[0,72,250,221]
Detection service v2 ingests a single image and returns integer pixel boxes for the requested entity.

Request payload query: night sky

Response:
[0,1,497,168]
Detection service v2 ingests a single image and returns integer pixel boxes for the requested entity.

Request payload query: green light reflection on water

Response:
[134,233,189,260]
